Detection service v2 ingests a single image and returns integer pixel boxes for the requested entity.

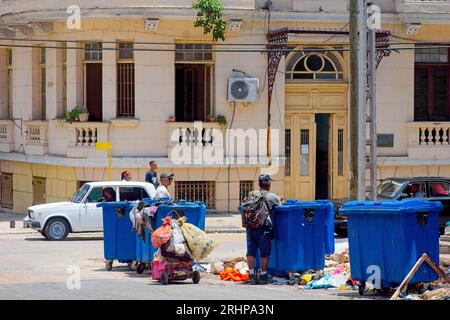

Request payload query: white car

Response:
[23,181,156,240]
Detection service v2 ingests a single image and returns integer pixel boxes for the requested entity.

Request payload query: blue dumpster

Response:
[252,200,334,274]
[135,200,206,265]
[288,200,335,255]
[252,200,330,274]
[97,201,137,271]
[340,200,442,288]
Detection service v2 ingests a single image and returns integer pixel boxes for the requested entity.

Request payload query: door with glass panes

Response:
[285,112,347,200]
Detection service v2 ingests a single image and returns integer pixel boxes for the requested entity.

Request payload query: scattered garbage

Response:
[219,267,249,282]
[209,259,224,275]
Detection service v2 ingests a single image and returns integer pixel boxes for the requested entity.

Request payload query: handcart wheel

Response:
[136,263,146,274]
[105,260,113,271]
[160,271,169,285]
[358,282,366,296]
[192,271,201,284]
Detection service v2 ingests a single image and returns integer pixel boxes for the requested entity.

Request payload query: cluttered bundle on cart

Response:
[129,200,219,284]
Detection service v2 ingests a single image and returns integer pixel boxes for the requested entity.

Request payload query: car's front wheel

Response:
[44,218,70,240]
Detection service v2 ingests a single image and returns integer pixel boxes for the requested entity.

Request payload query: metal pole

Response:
[369,27,378,200]
[349,0,359,201]
[357,0,367,200]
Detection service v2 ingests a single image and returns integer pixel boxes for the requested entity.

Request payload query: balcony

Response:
[167,121,224,165]
[66,122,111,158]
[0,1,256,18]
[397,0,450,14]
[24,121,48,155]
[407,122,450,159]
[0,120,14,153]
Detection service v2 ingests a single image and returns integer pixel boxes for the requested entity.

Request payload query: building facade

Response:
[0,0,449,213]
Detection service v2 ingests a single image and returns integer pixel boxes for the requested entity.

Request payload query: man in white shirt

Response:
[156,173,174,199]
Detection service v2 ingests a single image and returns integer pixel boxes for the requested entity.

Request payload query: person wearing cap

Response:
[155,173,174,199]
[246,174,282,285]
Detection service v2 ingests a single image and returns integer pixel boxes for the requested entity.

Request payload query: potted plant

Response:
[78,107,89,122]
[216,114,227,130]
[207,114,216,122]
[168,115,176,122]
[66,106,88,123]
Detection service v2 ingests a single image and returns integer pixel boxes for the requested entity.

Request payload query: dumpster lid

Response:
[341,200,443,212]
[96,201,137,208]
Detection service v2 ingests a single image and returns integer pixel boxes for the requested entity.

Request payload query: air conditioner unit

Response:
[227,77,259,103]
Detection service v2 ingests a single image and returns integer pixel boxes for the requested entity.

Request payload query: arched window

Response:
[285,47,344,81]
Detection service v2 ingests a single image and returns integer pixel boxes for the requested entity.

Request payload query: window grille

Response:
[85,42,103,61]
[239,181,254,203]
[175,43,213,62]
[175,181,216,209]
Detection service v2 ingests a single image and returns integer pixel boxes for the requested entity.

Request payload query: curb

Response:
[0,229,245,236]
[205,229,246,234]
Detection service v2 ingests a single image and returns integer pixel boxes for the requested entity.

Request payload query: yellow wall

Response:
[10,162,77,213]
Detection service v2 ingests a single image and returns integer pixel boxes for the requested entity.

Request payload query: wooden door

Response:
[1,173,13,209]
[284,114,316,200]
[285,85,348,200]
[175,64,205,122]
[331,114,348,199]
[85,63,103,121]
[32,177,46,205]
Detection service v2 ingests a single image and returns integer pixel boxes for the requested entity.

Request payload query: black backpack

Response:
[241,191,270,229]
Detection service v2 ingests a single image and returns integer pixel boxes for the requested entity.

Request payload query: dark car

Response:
[333,177,450,237]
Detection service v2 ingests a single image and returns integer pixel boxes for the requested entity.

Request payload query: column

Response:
[102,38,116,121]
[46,42,64,119]
[66,42,83,112]
[12,46,35,121]
[0,49,7,119]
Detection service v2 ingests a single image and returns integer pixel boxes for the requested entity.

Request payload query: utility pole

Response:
[349,0,359,201]
[367,4,378,200]
[357,0,367,200]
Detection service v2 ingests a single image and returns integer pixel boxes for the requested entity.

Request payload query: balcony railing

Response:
[407,122,450,159]
[0,120,14,152]
[24,120,48,155]
[24,121,48,145]
[66,122,110,158]
[408,122,450,146]
[167,121,224,164]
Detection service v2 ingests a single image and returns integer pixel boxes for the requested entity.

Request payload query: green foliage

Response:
[66,106,87,123]
[192,0,226,42]
[216,114,228,129]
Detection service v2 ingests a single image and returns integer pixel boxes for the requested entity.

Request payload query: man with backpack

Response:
[241,174,282,285]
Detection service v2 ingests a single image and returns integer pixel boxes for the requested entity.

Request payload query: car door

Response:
[428,181,450,228]
[81,186,117,231]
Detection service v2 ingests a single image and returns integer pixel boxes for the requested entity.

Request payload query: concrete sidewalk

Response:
[0,211,245,235]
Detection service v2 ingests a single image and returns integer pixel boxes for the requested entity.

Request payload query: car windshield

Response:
[377,180,403,197]
[71,184,90,203]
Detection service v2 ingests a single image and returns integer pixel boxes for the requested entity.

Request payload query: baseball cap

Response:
[160,173,174,180]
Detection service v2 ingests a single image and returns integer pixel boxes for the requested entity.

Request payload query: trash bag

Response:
[210,260,224,275]
[179,217,219,261]
[151,217,173,248]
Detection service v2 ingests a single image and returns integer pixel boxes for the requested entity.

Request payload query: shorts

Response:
[246,226,272,258]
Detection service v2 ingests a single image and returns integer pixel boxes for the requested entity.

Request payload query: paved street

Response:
[0,213,364,300]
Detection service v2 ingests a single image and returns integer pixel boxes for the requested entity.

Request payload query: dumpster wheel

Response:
[160,271,169,285]
[193,271,201,284]
[105,260,113,271]
[358,282,366,296]
[136,263,146,274]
